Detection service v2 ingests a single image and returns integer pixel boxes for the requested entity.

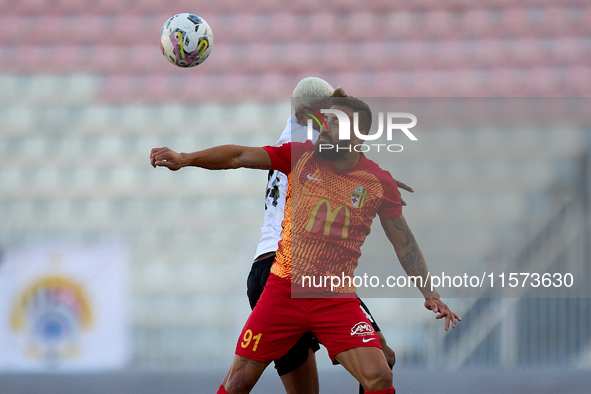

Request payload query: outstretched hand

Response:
[424,298,461,331]
[395,180,414,207]
[150,147,184,171]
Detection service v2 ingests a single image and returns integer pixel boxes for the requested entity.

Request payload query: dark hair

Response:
[330,88,372,134]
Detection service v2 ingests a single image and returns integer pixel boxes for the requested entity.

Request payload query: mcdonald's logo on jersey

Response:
[305,199,350,239]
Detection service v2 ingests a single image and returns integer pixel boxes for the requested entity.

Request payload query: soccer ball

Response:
[160,13,214,68]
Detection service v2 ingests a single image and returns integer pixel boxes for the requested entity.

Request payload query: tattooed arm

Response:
[380,214,436,298]
[381,215,461,330]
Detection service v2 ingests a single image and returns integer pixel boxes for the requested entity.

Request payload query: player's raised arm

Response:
[150,145,272,171]
[380,215,461,331]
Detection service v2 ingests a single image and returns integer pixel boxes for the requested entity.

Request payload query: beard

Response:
[314,140,349,161]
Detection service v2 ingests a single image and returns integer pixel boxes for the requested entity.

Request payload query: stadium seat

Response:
[544,7,569,33]
[438,40,464,67]
[268,13,297,41]
[89,45,126,73]
[463,9,492,35]
[503,8,529,35]
[67,16,106,45]
[0,16,25,45]
[241,43,272,72]
[92,0,129,14]
[513,38,542,64]
[307,12,338,41]
[49,46,82,73]
[6,201,36,229]
[0,167,22,191]
[566,66,591,95]
[553,37,582,62]
[345,12,377,40]
[219,13,258,44]
[205,43,233,72]
[474,39,505,66]
[383,11,414,38]
[0,76,20,104]
[110,15,146,46]
[99,74,135,103]
[524,67,555,95]
[424,10,455,37]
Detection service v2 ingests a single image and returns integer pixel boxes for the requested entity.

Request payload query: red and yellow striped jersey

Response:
[263,141,402,293]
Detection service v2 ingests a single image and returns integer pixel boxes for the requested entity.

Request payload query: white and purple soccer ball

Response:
[160,13,213,68]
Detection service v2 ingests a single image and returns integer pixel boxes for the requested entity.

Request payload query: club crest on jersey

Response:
[350,321,375,337]
[351,186,368,208]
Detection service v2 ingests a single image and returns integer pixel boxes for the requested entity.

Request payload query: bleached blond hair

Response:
[292,77,334,111]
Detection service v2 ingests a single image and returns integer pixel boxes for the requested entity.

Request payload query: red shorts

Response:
[235,273,381,363]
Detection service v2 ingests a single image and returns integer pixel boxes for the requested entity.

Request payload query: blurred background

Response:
[0,0,590,393]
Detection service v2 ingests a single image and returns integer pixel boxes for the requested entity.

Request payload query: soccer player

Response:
[250,77,399,394]
[150,91,460,394]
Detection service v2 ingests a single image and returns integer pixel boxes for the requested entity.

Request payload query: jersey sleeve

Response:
[263,143,292,175]
[377,171,403,220]
[262,142,311,176]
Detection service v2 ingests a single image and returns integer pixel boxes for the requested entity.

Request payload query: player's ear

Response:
[295,112,308,127]
[352,129,368,144]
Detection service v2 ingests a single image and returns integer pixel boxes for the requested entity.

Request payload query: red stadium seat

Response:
[306,12,337,41]
[438,40,464,67]
[320,42,348,71]
[92,0,129,14]
[204,44,234,72]
[215,13,258,44]
[62,16,106,45]
[566,66,591,95]
[329,72,362,95]
[369,72,398,96]
[11,0,48,15]
[216,74,250,102]
[14,45,46,73]
[382,11,414,38]
[399,41,426,68]
[451,69,482,96]
[110,15,145,46]
[127,0,163,14]
[488,68,517,96]
[0,46,19,73]
[552,37,582,63]
[281,42,310,72]
[424,10,455,37]
[256,74,290,101]
[525,67,555,95]
[141,75,173,102]
[31,16,64,45]
[100,75,137,103]
[344,12,377,40]
[543,7,569,34]
[463,9,491,35]
[0,16,24,45]
[241,43,273,72]
[473,39,504,66]
[49,46,81,73]
[268,13,297,41]
[252,0,284,13]
[502,8,529,35]
[359,42,387,70]
[89,45,125,73]
[512,38,542,65]
[583,6,591,26]
[125,45,164,73]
